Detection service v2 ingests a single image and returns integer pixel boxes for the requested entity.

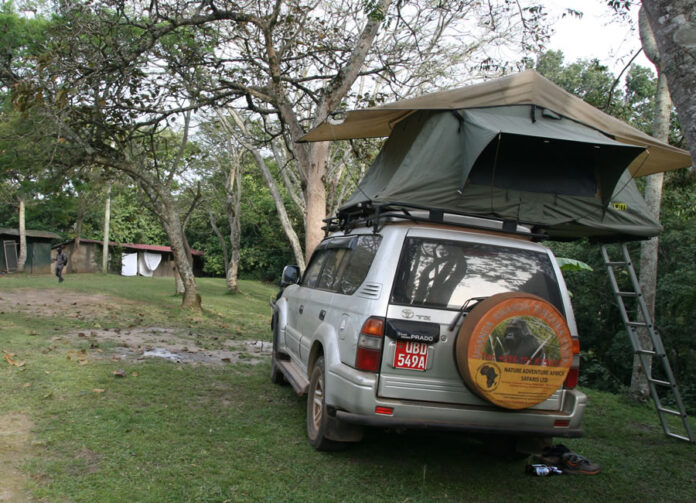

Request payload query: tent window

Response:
[468,134,598,197]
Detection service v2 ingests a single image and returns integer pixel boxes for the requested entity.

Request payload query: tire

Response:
[306,356,342,451]
[454,292,574,410]
[270,352,286,385]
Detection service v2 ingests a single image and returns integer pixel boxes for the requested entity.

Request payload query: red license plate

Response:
[393,341,428,371]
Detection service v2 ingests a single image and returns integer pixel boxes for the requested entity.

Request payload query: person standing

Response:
[55,246,68,283]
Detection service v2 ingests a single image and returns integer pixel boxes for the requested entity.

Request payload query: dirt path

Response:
[0,288,272,365]
[0,414,34,503]
[0,288,272,500]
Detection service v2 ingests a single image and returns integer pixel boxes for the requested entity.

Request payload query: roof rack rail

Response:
[322,202,548,240]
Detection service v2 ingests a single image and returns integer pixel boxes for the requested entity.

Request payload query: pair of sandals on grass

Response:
[531,444,601,475]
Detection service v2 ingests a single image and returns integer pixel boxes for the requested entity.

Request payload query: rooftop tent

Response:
[341,106,660,240]
[301,70,691,241]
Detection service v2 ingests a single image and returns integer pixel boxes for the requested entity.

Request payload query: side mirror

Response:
[280,265,301,287]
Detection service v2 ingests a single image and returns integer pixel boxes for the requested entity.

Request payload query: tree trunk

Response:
[225,110,306,271]
[256,153,307,272]
[642,1,696,170]
[631,10,672,400]
[102,184,111,273]
[208,209,229,274]
[16,195,27,273]
[72,216,83,273]
[225,164,242,293]
[160,196,200,309]
[302,141,330,262]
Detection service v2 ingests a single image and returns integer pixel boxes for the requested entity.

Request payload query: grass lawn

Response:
[1,273,696,502]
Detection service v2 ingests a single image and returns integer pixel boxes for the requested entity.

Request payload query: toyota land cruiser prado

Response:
[270,212,585,452]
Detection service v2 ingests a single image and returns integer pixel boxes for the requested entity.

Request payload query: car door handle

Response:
[299,305,304,314]
[319,309,326,321]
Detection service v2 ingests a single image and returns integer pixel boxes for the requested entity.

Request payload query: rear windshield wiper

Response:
[448,297,487,332]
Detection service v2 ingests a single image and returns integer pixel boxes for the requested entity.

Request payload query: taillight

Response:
[564,338,581,389]
[564,368,579,389]
[355,317,384,372]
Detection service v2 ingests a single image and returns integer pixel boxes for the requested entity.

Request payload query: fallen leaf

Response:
[79,360,89,365]
[93,388,105,393]
[221,357,231,363]
[78,332,86,337]
[23,382,31,388]
[113,370,126,378]
[3,353,25,367]
[96,349,103,353]
[130,372,138,377]
[29,330,39,336]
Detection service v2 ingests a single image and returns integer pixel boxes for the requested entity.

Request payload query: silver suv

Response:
[271,212,585,452]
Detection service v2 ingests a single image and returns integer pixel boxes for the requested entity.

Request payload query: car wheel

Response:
[270,353,286,385]
[306,356,342,451]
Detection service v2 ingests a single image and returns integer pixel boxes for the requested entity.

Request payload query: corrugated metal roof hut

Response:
[55,238,204,277]
[0,228,62,274]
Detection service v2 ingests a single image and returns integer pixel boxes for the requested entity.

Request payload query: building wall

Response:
[69,242,100,273]
[27,242,52,274]
[1,235,54,274]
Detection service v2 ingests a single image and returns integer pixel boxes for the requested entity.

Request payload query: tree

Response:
[194,115,247,292]
[0,4,208,307]
[629,7,673,401]
[0,105,78,270]
[142,0,551,259]
[639,1,696,169]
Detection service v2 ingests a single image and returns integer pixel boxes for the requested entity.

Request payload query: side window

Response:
[302,249,328,288]
[303,235,382,294]
[317,249,349,291]
[337,236,382,295]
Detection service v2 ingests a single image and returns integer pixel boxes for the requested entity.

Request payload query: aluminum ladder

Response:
[601,244,694,443]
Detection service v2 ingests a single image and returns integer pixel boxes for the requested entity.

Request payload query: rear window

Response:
[390,238,564,312]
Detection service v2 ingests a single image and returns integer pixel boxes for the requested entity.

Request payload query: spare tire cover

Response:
[455,292,574,410]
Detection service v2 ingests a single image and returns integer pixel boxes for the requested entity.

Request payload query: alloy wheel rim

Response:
[312,374,323,431]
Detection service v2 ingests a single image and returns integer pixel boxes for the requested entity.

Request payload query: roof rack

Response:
[322,201,548,240]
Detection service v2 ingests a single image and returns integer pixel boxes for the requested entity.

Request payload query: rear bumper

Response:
[335,410,583,438]
[327,362,587,438]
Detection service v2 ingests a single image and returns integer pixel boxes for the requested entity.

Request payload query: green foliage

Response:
[108,187,167,245]
[556,257,593,272]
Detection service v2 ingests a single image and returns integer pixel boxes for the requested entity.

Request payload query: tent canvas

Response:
[300,70,691,177]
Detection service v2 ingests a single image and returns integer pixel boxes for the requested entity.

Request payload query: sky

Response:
[544,0,653,75]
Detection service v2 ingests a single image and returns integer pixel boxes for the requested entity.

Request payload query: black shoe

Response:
[560,452,601,475]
